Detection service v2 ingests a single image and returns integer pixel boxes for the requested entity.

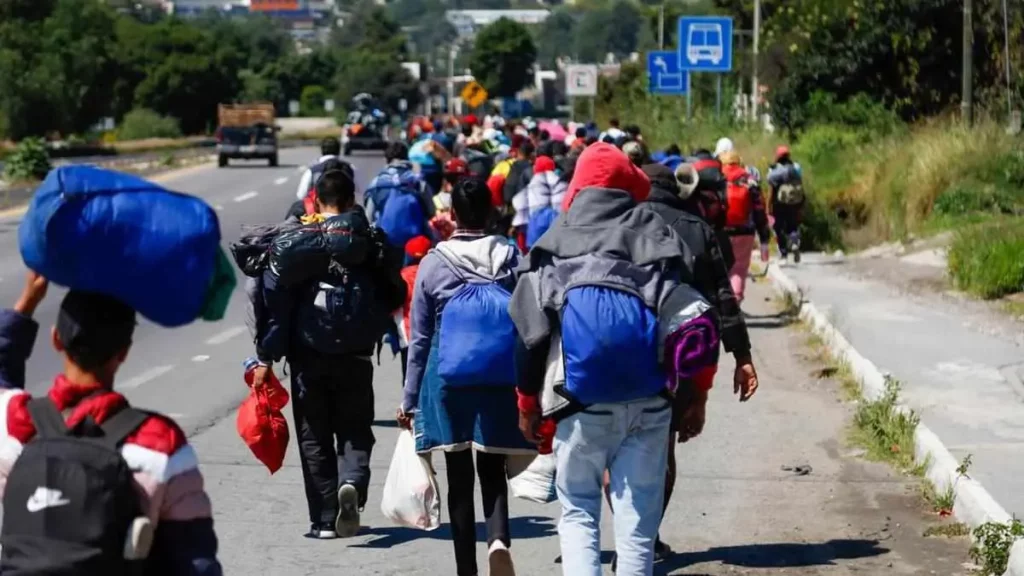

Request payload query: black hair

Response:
[519,140,536,158]
[451,178,493,230]
[316,160,356,209]
[625,124,641,137]
[693,148,713,159]
[609,118,620,128]
[461,124,473,137]
[57,291,136,372]
[321,137,341,157]
[528,125,539,135]
[585,136,598,146]
[539,129,551,142]
[385,141,409,163]
[666,143,681,156]
[601,135,616,144]
[575,127,587,138]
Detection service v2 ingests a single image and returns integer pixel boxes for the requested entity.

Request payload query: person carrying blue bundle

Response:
[397,178,534,576]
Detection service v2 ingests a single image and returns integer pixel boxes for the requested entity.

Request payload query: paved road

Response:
[193,278,971,575]
[2,159,974,574]
[0,147,381,436]
[783,253,1024,520]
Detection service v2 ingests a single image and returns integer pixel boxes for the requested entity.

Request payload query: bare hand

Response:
[677,397,708,443]
[251,365,272,388]
[396,407,414,430]
[14,271,49,316]
[734,360,759,402]
[518,410,543,445]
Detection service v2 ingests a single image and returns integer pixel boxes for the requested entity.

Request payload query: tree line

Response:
[0,0,421,140]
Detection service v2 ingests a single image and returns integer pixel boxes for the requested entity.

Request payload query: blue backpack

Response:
[436,255,516,387]
[526,207,558,249]
[366,165,427,248]
[560,284,665,405]
[19,166,221,328]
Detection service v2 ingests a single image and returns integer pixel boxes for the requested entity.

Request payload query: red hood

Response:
[534,155,556,174]
[562,142,651,211]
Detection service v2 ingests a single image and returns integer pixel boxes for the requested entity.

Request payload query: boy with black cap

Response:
[0,272,222,575]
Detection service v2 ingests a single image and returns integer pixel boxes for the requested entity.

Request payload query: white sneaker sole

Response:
[336,484,361,538]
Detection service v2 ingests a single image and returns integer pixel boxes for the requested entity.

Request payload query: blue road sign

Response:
[647,51,690,95]
[678,16,733,72]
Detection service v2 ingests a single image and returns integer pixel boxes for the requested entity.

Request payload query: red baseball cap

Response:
[405,236,432,259]
[775,145,791,161]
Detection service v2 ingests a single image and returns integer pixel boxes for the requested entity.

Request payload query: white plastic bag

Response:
[380,430,441,530]
[507,453,557,504]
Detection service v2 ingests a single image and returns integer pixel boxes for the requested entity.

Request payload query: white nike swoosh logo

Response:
[26,496,71,513]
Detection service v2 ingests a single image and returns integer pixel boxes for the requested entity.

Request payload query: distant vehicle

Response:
[342,108,389,156]
[686,23,724,66]
[216,103,278,167]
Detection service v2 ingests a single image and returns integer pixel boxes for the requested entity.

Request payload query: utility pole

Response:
[658,3,665,50]
[751,0,761,125]
[447,43,458,115]
[962,0,973,126]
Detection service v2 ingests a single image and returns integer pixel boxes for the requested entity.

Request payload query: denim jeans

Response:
[553,396,672,576]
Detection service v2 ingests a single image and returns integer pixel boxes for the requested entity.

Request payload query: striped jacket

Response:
[0,310,222,576]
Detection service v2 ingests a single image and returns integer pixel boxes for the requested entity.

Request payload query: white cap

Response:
[714,137,734,158]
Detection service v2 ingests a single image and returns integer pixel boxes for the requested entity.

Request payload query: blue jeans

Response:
[553,396,672,576]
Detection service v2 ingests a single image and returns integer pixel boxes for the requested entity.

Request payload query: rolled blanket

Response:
[658,285,721,391]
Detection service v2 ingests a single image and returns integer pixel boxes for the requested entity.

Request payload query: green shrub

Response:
[300,85,328,117]
[803,92,905,137]
[948,220,1024,299]
[117,109,182,141]
[3,138,51,181]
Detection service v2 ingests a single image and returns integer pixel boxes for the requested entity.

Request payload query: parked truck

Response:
[216,103,278,167]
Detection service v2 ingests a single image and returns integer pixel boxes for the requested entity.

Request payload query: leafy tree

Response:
[535,10,576,68]
[334,50,421,115]
[573,3,643,64]
[332,1,407,56]
[469,17,537,98]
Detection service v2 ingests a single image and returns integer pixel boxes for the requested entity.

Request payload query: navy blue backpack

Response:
[435,253,516,387]
[560,283,665,405]
[366,165,427,248]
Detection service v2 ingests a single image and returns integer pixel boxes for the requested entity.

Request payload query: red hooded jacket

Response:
[562,142,651,211]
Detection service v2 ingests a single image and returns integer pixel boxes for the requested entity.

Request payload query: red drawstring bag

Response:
[236,374,290,474]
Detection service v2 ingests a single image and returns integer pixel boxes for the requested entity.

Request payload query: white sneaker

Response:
[335,484,361,538]
[488,540,516,576]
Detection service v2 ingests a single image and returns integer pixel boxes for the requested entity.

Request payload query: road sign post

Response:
[565,64,599,98]
[460,81,488,110]
[646,51,690,96]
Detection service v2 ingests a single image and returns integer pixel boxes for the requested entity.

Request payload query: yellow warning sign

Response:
[460,81,488,108]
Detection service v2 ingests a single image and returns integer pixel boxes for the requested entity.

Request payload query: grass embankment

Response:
[614,106,1024,298]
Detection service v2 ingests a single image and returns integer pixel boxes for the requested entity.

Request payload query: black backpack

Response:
[1,399,152,575]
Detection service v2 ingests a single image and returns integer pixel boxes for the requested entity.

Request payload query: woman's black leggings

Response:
[444,450,510,576]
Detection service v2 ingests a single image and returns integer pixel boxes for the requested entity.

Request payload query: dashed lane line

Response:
[205,326,247,346]
[119,365,175,390]
[274,177,289,186]
[233,191,259,203]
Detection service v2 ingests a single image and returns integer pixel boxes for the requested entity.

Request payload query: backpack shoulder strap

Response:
[99,407,150,449]
[27,398,68,439]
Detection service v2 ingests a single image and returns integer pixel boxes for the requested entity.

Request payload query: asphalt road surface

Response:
[2,150,975,574]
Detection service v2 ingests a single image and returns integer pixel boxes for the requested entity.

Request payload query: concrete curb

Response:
[765,263,1023,576]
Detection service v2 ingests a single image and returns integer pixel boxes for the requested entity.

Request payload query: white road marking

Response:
[191,354,211,362]
[296,166,306,173]
[274,177,289,186]
[119,365,174,390]
[234,191,259,203]
[165,413,186,419]
[214,205,224,211]
[205,325,247,346]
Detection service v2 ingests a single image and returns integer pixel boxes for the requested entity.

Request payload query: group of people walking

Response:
[239,114,810,576]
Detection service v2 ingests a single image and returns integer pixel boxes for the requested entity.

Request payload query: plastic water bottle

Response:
[243,357,261,387]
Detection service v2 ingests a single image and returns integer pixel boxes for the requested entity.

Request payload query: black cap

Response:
[57,291,136,370]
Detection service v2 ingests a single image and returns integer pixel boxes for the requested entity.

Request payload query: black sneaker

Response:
[610,552,617,573]
[654,538,673,562]
[308,522,337,539]
[336,484,361,538]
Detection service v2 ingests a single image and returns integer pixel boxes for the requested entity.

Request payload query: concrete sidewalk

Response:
[778,253,1024,521]
[195,280,970,575]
